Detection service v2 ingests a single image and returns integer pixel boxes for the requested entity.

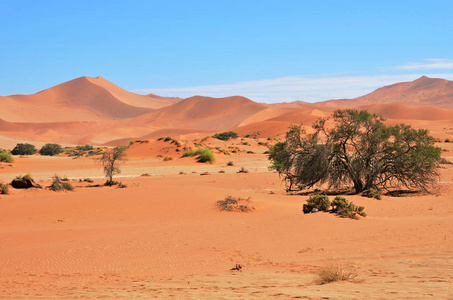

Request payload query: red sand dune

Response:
[1,75,452,148]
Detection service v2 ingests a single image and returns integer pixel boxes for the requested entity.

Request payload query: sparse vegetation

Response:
[49,175,74,191]
[98,146,127,184]
[302,194,331,213]
[439,157,453,164]
[0,150,13,163]
[315,264,356,285]
[39,143,63,156]
[213,131,238,141]
[445,138,451,143]
[242,141,250,146]
[76,144,94,151]
[227,161,234,166]
[216,195,254,212]
[237,167,249,173]
[331,196,367,219]
[163,156,173,161]
[362,188,382,200]
[11,143,37,155]
[11,173,37,189]
[0,182,9,194]
[303,195,366,219]
[182,148,215,163]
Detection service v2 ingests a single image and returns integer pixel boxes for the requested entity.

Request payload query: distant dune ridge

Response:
[0,75,452,147]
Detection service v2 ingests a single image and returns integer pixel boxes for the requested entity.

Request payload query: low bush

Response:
[439,157,453,164]
[227,161,234,166]
[315,264,356,285]
[213,131,238,141]
[237,167,249,173]
[105,180,120,186]
[0,150,13,163]
[39,143,63,156]
[83,178,93,183]
[76,144,94,151]
[163,156,173,161]
[50,176,74,191]
[182,148,215,163]
[362,188,381,200]
[118,182,127,188]
[331,196,367,219]
[0,182,9,194]
[303,194,331,213]
[445,138,451,143]
[11,143,37,155]
[216,195,254,212]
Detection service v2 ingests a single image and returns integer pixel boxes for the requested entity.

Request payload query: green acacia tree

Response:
[268,109,441,193]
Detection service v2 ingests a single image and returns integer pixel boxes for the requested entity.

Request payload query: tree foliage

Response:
[268,109,441,193]
[98,146,127,184]
[212,131,238,141]
[39,143,63,156]
[11,143,37,155]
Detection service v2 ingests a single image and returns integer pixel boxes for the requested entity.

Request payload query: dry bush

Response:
[50,176,74,191]
[217,196,254,212]
[315,264,357,285]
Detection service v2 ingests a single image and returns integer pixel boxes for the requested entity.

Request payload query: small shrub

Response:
[163,156,173,161]
[182,148,215,163]
[164,136,172,142]
[242,141,250,146]
[331,196,367,219]
[83,178,93,183]
[303,194,331,213]
[118,182,127,188]
[61,176,69,181]
[245,134,251,138]
[237,167,249,173]
[362,188,381,200]
[76,144,94,151]
[0,150,13,163]
[11,143,37,155]
[445,138,451,143]
[213,131,238,141]
[217,195,254,212]
[247,151,254,154]
[0,182,9,194]
[219,170,225,173]
[105,180,120,186]
[439,157,453,164]
[315,264,356,285]
[50,176,74,191]
[39,143,63,156]
[227,161,234,166]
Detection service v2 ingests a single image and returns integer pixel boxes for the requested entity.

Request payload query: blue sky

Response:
[1,0,452,103]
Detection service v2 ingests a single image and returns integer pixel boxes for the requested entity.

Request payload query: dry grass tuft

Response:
[315,264,356,285]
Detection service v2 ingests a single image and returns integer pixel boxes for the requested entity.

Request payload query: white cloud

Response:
[133,73,453,104]
[393,59,453,70]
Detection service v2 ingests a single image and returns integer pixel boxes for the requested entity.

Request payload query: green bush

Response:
[0,182,9,194]
[39,143,63,156]
[445,138,451,143]
[182,148,215,163]
[362,188,381,200]
[50,176,74,191]
[227,161,234,166]
[76,144,94,151]
[303,194,331,213]
[0,150,13,163]
[213,131,238,141]
[11,143,37,155]
[331,196,366,219]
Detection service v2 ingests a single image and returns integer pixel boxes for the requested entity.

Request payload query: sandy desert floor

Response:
[0,144,452,299]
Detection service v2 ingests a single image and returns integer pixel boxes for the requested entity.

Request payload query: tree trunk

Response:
[353,179,364,193]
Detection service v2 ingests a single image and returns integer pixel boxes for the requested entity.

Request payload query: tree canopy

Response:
[268,109,441,193]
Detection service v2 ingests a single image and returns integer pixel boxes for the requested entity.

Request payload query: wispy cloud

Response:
[392,59,453,70]
[133,72,453,104]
